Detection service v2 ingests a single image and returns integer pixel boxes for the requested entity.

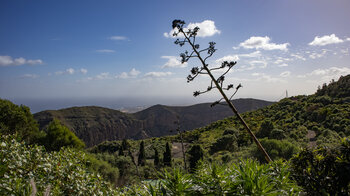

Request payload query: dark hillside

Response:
[35,99,274,147]
[134,98,275,137]
[35,106,144,147]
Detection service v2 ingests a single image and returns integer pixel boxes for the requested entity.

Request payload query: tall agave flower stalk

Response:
[171,20,272,163]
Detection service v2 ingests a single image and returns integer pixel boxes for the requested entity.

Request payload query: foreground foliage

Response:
[119,159,301,195]
[0,135,116,195]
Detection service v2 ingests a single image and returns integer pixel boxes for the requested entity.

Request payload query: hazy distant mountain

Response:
[34,98,274,147]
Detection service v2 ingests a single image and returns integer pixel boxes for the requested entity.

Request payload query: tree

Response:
[258,119,274,138]
[138,141,146,166]
[44,119,85,151]
[210,134,237,154]
[118,146,124,156]
[122,139,130,151]
[154,148,160,167]
[171,20,271,162]
[174,118,187,171]
[188,144,204,172]
[163,142,172,166]
[0,99,42,143]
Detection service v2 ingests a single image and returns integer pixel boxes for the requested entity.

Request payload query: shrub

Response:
[291,137,350,195]
[252,138,299,162]
[210,134,237,154]
[269,128,286,139]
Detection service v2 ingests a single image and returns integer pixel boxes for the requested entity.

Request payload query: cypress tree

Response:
[163,142,172,166]
[138,141,146,166]
[188,144,204,172]
[122,139,129,151]
[118,146,124,156]
[154,148,160,167]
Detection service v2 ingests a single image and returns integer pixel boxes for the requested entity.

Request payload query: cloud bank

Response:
[0,55,43,66]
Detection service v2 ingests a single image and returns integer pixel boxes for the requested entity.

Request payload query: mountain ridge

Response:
[34,98,274,147]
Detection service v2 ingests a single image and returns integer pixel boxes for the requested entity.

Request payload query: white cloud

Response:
[117,68,141,79]
[96,72,111,80]
[215,55,239,64]
[309,49,327,59]
[161,56,187,68]
[251,72,285,83]
[164,20,220,38]
[274,59,284,64]
[309,34,344,46]
[250,60,267,68]
[84,72,112,81]
[298,67,350,82]
[27,59,43,65]
[80,68,88,74]
[239,51,262,58]
[277,63,288,67]
[238,36,289,51]
[66,68,75,75]
[340,48,349,55]
[280,71,291,77]
[273,57,291,65]
[55,71,64,75]
[347,38,350,41]
[21,74,39,79]
[0,55,43,66]
[144,71,172,78]
[290,53,306,61]
[96,49,115,53]
[215,51,262,71]
[109,36,128,40]
[54,68,76,75]
[129,68,140,77]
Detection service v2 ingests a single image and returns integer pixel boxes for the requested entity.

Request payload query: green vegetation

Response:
[0,135,116,195]
[138,141,146,166]
[163,142,172,167]
[44,119,85,151]
[1,74,350,194]
[119,159,301,195]
[0,98,42,144]
[251,138,299,162]
[187,144,204,172]
[291,138,350,195]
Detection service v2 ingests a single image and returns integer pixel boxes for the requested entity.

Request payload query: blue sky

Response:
[1,0,350,112]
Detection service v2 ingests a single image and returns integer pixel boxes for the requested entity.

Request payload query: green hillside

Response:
[91,75,350,164]
[177,75,350,157]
